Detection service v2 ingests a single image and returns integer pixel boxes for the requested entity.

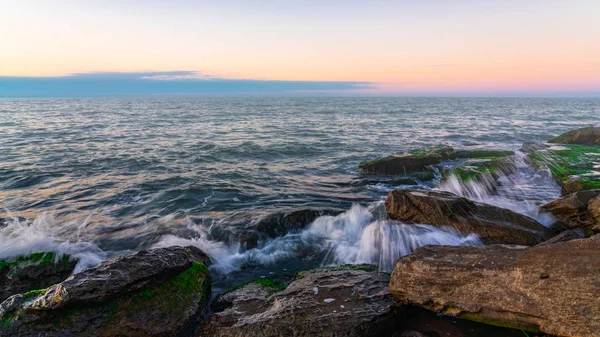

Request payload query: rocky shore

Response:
[1,126,600,336]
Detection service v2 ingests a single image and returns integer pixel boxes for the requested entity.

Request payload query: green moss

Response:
[445,165,498,182]
[23,288,48,302]
[226,277,288,296]
[584,228,595,238]
[529,144,600,192]
[52,261,210,330]
[407,145,453,158]
[0,261,8,272]
[1,312,16,328]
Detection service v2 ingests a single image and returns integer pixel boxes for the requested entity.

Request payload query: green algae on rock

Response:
[0,246,212,337]
[358,145,454,175]
[525,143,600,194]
[0,252,76,303]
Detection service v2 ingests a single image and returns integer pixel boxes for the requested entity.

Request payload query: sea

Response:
[1,97,599,292]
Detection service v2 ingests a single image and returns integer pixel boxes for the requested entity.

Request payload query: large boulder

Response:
[198,265,396,337]
[0,252,76,303]
[389,238,600,336]
[589,195,600,233]
[385,189,553,246]
[358,146,455,175]
[548,126,600,145]
[522,142,600,194]
[541,189,600,231]
[0,246,211,337]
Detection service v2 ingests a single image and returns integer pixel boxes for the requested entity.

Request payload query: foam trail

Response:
[0,212,107,273]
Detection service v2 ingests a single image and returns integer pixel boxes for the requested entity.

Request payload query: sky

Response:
[1,0,600,97]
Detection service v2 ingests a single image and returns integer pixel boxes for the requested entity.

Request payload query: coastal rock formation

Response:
[198,265,396,337]
[522,142,600,194]
[388,238,600,337]
[0,252,76,303]
[0,246,211,337]
[385,189,553,246]
[548,126,600,145]
[358,145,455,175]
[541,189,600,231]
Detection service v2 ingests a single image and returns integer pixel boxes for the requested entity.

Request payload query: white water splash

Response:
[439,151,559,226]
[154,203,482,273]
[304,204,482,271]
[0,212,107,273]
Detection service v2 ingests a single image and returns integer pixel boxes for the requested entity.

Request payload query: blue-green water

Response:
[1,97,599,286]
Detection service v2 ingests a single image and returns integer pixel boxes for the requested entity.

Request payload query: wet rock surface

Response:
[541,189,600,230]
[523,142,600,194]
[0,252,76,303]
[385,189,554,246]
[358,146,455,175]
[389,238,600,337]
[0,246,212,337]
[548,126,600,145]
[198,265,397,337]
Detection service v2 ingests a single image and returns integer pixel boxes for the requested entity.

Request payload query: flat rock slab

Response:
[389,238,600,337]
[385,189,554,246]
[199,266,395,337]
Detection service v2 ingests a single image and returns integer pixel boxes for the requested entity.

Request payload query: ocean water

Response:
[1,97,599,287]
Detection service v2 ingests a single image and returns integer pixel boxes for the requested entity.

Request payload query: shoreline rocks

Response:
[358,145,455,175]
[388,237,600,337]
[385,189,554,246]
[548,126,600,145]
[523,142,600,194]
[198,265,396,337]
[541,189,600,233]
[0,252,76,303]
[0,246,212,337]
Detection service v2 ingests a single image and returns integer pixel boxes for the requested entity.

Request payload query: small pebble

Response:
[323,298,335,303]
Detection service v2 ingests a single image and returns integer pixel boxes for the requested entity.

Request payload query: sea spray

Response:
[153,203,482,274]
[0,212,107,273]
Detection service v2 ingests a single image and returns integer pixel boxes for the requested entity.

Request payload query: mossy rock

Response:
[0,261,211,336]
[359,146,455,175]
[0,252,76,303]
[527,144,600,194]
[442,155,516,183]
[455,150,514,158]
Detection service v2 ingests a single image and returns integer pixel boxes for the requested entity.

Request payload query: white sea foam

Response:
[0,212,107,273]
[153,203,482,274]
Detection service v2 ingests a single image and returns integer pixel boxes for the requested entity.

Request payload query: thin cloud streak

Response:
[0,72,376,97]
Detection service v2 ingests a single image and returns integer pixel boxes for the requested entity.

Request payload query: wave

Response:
[153,203,482,274]
[0,212,107,273]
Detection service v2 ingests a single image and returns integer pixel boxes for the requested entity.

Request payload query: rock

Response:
[198,265,397,337]
[523,142,600,194]
[537,228,586,246]
[454,150,514,158]
[548,126,600,145]
[0,246,211,337]
[589,195,600,229]
[441,155,516,183]
[358,146,455,175]
[541,189,600,229]
[389,238,600,337]
[237,208,344,249]
[0,252,76,303]
[385,189,553,246]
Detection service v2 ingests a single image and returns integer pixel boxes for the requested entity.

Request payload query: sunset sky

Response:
[1,0,600,96]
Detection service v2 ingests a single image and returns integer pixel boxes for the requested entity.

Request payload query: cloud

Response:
[0,71,376,97]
